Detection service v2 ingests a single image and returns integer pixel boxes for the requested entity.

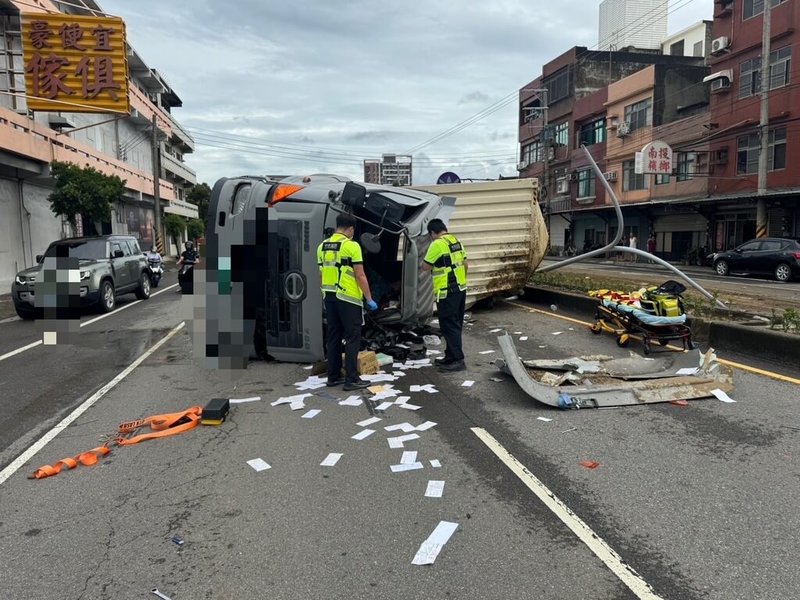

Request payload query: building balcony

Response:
[161,151,196,186]
[168,114,195,153]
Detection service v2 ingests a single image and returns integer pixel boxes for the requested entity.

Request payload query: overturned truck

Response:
[194,175,546,368]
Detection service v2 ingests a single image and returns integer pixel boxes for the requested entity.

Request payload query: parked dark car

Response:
[711,237,800,282]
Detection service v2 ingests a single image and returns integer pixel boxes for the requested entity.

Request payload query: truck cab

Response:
[197,174,456,368]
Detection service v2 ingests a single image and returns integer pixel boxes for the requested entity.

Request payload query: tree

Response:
[186,182,211,224]
[186,218,205,242]
[164,213,186,257]
[48,161,126,235]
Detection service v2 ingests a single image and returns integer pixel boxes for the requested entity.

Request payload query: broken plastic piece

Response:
[579,460,600,469]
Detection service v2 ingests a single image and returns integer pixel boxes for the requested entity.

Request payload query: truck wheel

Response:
[14,304,36,320]
[714,260,729,276]
[100,280,116,313]
[135,272,151,299]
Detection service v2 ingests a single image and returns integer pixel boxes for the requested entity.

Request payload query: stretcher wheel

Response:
[590,322,602,334]
[616,334,630,347]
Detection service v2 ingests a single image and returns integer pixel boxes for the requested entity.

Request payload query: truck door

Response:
[266,201,326,363]
[110,241,130,289]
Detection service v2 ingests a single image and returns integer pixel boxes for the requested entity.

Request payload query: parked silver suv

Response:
[11,235,151,319]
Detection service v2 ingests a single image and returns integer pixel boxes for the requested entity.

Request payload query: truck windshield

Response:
[44,240,108,260]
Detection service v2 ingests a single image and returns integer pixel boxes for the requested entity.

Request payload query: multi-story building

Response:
[518,46,704,253]
[0,0,196,288]
[661,21,713,59]
[601,64,711,260]
[599,0,668,51]
[363,154,413,186]
[705,0,799,249]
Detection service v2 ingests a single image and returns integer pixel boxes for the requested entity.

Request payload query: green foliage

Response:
[163,213,185,254]
[48,161,126,231]
[186,218,205,242]
[186,182,211,222]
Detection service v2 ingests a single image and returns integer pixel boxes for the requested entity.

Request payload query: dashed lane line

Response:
[0,321,186,486]
[0,284,178,364]
[507,300,800,386]
[472,427,665,600]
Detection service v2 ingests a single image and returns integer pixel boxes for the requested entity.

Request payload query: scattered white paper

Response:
[426,349,442,355]
[394,396,411,404]
[271,393,312,406]
[416,421,437,432]
[339,396,363,407]
[399,403,423,410]
[513,331,522,335]
[392,371,407,377]
[412,521,459,565]
[356,416,382,427]
[519,336,529,341]
[385,422,417,433]
[430,459,442,468]
[391,462,424,472]
[552,331,563,336]
[229,396,261,404]
[289,400,306,411]
[425,480,445,498]
[351,429,376,440]
[478,350,496,355]
[675,367,699,376]
[461,380,475,387]
[246,458,271,472]
[537,417,552,422]
[400,450,418,464]
[387,433,420,448]
[538,345,547,349]
[320,453,343,467]
[489,328,503,333]
[711,388,736,403]
[302,409,321,419]
[294,375,329,391]
[375,401,394,411]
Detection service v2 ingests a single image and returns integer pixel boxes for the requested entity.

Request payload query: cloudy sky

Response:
[107,0,712,186]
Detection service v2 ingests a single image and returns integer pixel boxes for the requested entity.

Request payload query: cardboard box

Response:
[341,350,379,375]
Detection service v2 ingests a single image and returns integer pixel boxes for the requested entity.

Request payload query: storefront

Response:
[652,213,709,261]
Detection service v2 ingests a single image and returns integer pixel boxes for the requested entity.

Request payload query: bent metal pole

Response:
[537,145,727,310]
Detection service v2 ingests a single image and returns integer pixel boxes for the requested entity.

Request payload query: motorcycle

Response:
[178,257,197,294]
[146,254,163,287]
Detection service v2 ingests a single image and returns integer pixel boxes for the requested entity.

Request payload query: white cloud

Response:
[107,0,712,185]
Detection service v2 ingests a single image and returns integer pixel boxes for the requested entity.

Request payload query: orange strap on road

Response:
[29,406,203,479]
[29,446,111,480]
[116,406,202,446]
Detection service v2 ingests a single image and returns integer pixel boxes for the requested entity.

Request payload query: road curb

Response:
[522,286,800,365]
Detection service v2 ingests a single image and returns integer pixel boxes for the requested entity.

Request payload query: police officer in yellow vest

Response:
[317,213,378,391]
[422,219,468,372]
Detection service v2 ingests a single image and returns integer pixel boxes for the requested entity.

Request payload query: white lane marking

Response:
[0,321,186,486]
[0,316,20,324]
[471,427,665,600]
[0,283,178,364]
[0,340,42,362]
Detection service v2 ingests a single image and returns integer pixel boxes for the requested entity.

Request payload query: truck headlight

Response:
[14,275,26,285]
[80,270,91,280]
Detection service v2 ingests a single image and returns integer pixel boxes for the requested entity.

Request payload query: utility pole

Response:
[151,113,163,254]
[541,87,550,235]
[756,0,771,239]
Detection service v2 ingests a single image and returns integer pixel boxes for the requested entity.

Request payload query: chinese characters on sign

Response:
[635,141,673,175]
[21,14,129,113]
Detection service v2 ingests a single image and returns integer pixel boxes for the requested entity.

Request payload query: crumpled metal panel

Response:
[496,334,734,409]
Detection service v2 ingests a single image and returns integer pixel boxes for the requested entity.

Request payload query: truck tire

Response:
[99,280,116,313]
[135,272,151,299]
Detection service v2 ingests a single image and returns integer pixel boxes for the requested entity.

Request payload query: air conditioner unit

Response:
[615,122,630,137]
[711,36,730,55]
[710,78,731,92]
[556,177,570,195]
[603,171,618,182]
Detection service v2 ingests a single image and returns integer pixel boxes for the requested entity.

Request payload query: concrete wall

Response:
[661,22,712,57]
[599,0,668,51]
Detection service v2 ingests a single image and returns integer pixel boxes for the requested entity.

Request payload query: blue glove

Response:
[366,299,378,312]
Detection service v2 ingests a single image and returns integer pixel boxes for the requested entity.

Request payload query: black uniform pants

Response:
[437,288,466,363]
[324,295,363,383]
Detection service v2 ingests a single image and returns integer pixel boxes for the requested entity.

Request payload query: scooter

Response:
[146,254,163,287]
[178,258,196,294]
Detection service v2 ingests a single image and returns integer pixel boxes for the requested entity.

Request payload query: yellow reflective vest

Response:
[316,232,364,306]
[424,233,467,300]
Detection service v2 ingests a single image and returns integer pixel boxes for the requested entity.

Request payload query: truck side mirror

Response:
[114,250,124,258]
[341,182,367,209]
[35,254,43,263]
